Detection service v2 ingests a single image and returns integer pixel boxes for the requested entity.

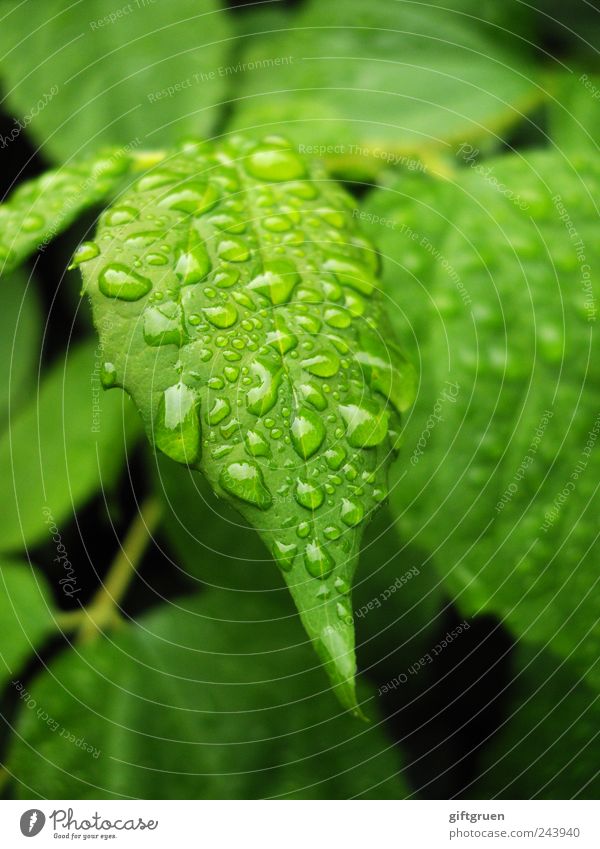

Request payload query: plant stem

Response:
[76,497,162,644]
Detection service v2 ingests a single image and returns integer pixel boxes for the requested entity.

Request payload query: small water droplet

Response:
[105,206,138,226]
[71,241,100,267]
[100,362,117,388]
[340,497,364,526]
[202,302,238,328]
[245,145,307,182]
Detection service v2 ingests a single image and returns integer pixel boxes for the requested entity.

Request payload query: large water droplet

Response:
[324,445,346,470]
[175,241,211,285]
[272,540,297,572]
[99,264,152,301]
[217,238,249,262]
[339,400,389,448]
[298,382,327,411]
[301,351,340,377]
[323,256,375,295]
[71,241,100,267]
[304,540,334,579]
[340,497,364,526]
[155,383,201,464]
[244,429,271,457]
[245,145,307,182]
[159,181,219,215]
[202,302,238,328]
[290,406,326,459]
[246,356,283,416]
[207,397,231,425]
[105,206,138,226]
[266,317,298,354]
[248,260,299,305]
[219,460,272,510]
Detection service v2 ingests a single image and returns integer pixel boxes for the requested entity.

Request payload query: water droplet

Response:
[175,242,211,285]
[71,241,100,267]
[304,540,334,579]
[336,600,353,625]
[324,525,341,540]
[272,540,297,572]
[339,400,388,448]
[219,461,272,510]
[143,302,186,347]
[246,356,283,416]
[248,260,299,305]
[340,497,364,526]
[214,268,240,288]
[324,445,346,470]
[295,479,325,510]
[207,397,231,425]
[324,307,352,329]
[263,215,292,232]
[224,366,240,383]
[356,329,416,414]
[297,521,311,539]
[298,382,327,411]
[155,383,201,464]
[124,230,163,250]
[99,264,152,301]
[301,351,340,377]
[290,406,326,459]
[245,145,307,182]
[202,302,238,328]
[218,238,249,262]
[159,181,219,215]
[266,319,298,354]
[136,171,180,192]
[105,206,138,226]
[146,252,169,266]
[244,429,271,457]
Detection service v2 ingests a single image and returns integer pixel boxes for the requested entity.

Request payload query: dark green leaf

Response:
[0,340,140,552]
[0,0,232,161]
[228,0,542,177]
[82,135,415,712]
[548,72,600,154]
[7,591,408,799]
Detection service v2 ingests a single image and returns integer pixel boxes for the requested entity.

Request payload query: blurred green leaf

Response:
[473,646,600,799]
[0,0,232,161]
[371,150,600,688]
[0,269,41,431]
[0,562,57,689]
[82,135,414,714]
[7,591,408,799]
[228,0,543,177]
[0,339,140,552]
[548,72,600,154]
[0,150,138,274]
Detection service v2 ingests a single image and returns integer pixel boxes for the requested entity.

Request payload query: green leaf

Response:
[82,135,415,713]
[228,0,543,177]
[0,562,57,689]
[0,149,139,274]
[7,591,408,799]
[0,0,232,161]
[376,150,600,688]
[473,646,600,799]
[0,339,140,552]
[0,269,42,430]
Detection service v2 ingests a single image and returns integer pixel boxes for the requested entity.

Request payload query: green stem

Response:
[76,497,162,644]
